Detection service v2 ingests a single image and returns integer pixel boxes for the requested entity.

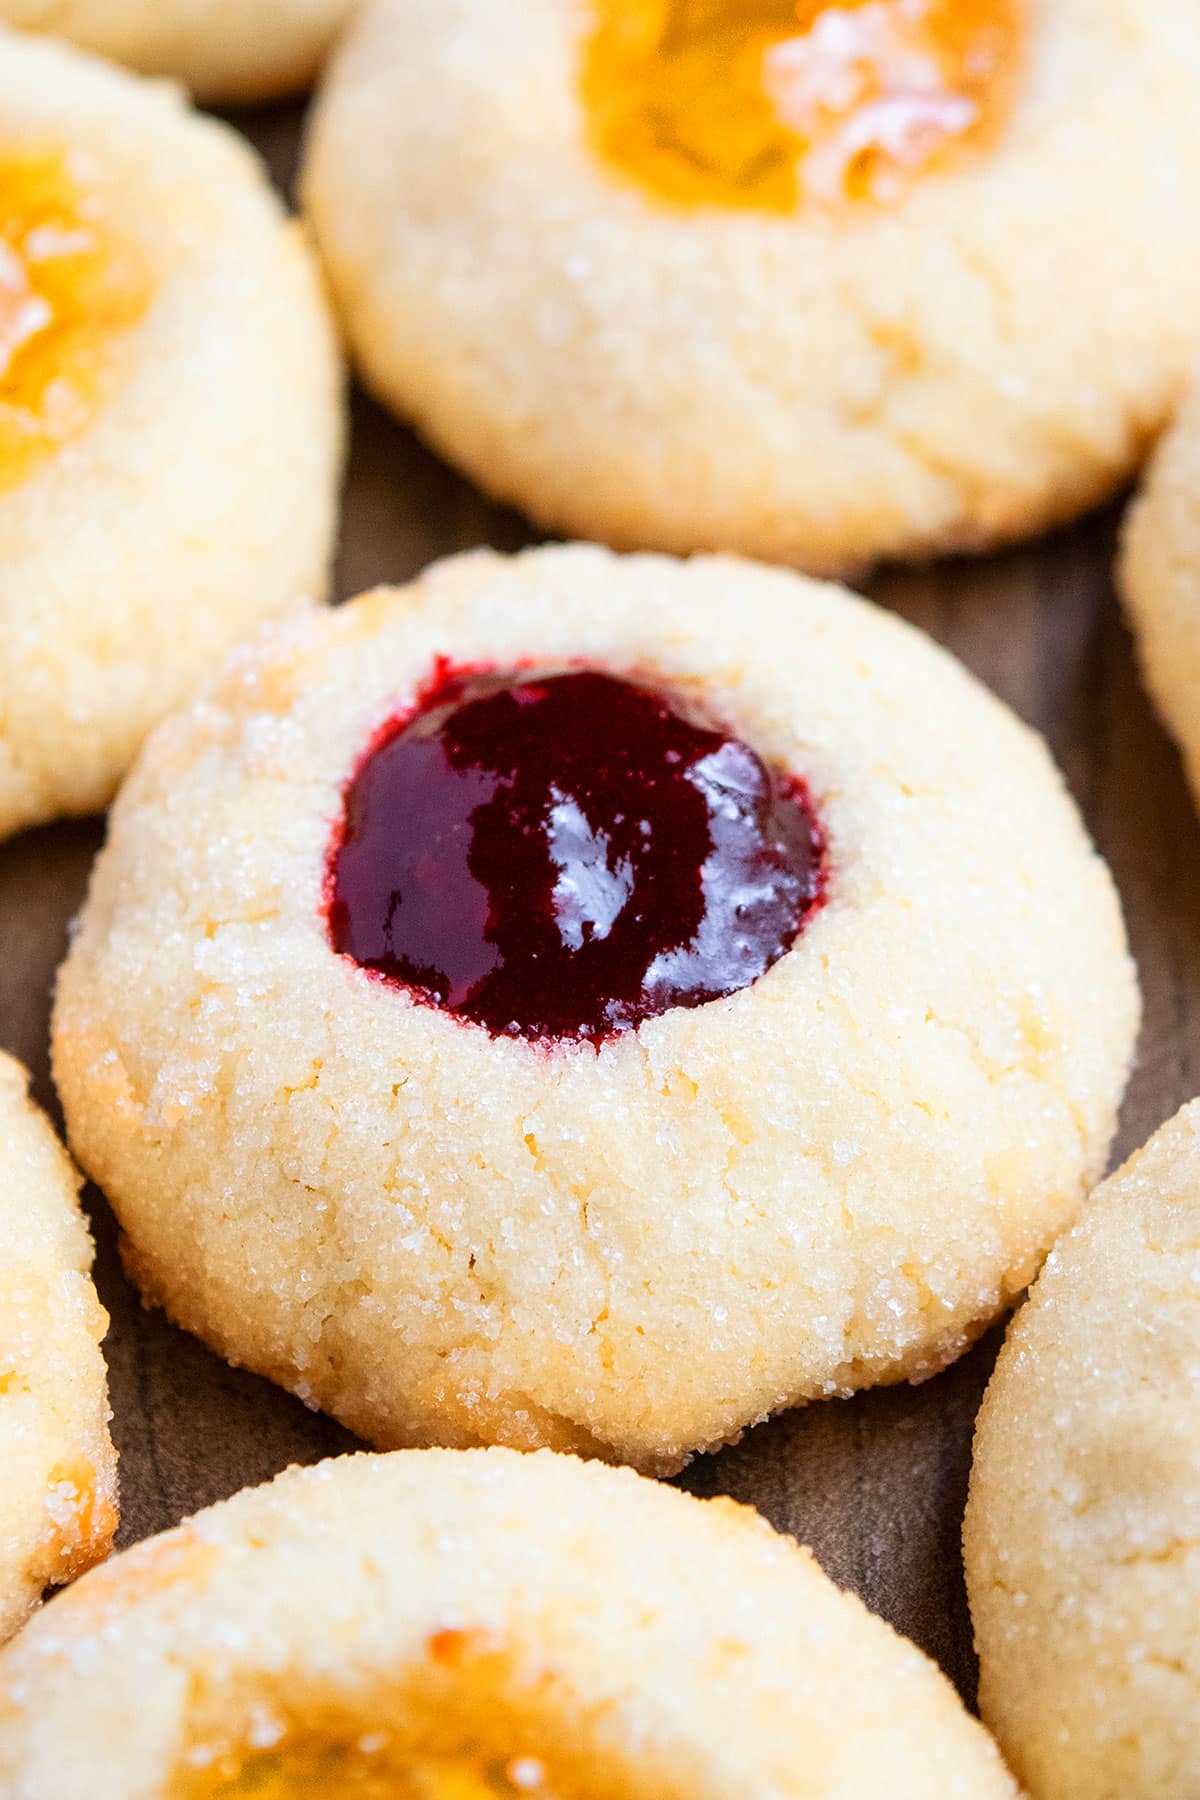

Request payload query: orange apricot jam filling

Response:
[43,1456,118,1583]
[581,0,1019,212]
[0,150,148,490]
[175,1734,563,1799]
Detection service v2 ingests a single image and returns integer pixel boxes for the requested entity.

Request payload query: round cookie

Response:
[0,26,342,843]
[0,1051,115,1645]
[0,1446,1019,1796]
[52,544,1139,1473]
[1120,369,1200,812]
[303,0,1200,576]
[965,1101,1200,1800]
[0,1,354,103]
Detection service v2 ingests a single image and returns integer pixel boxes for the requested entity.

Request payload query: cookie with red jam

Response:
[0,1448,1018,1797]
[0,26,341,844]
[0,1051,116,1644]
[305,0,1200,574]
[53,545,1137,1472]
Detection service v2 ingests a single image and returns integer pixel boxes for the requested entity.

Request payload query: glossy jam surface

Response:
[327,666,823,1044]
[582,0,1018,212]
[177,1737,559,1800]
[0,150,147,490]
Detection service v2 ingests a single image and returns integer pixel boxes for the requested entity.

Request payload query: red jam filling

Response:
[327,665,824,1044]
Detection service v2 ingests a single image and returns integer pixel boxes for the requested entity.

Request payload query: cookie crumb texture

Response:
[53,546,1138,1472]
[304,0,1200,573]
[0,26,342,843]
[1120,373,1200,819]
[0,1052,116,1646]
[0,1,354,102]
[0,1448,1019,1796]
[965,1101,1200,1800]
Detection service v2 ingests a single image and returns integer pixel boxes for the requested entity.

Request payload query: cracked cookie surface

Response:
[0,1,353,102]
[52,544,1138,1472]
[0,1447,1018,1797]
[965,1100,1200,1800]
[0,26,342,843]
[304,0,1200,574]
[0,1051,116,1645]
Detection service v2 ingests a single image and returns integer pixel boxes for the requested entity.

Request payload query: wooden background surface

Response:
[4,101,1200,1710]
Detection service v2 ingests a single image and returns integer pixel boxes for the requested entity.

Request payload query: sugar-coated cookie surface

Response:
[52,546,1138,1471]
[0,1052,115,1646]
[965,1101,1200,1800]
[1120,372,1200,816]
[0,27,342,843]
[0,1,353,102]
[0,1447,1019,1796]
[304,0,1200,575]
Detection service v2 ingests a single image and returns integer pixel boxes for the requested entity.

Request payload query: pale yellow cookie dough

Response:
[303,0,1200,575]
[53,545,1139,1473]
[1120,370,1200,813]
[965,1101,1200,1800]
[0,1447,1019,1797]
[0,26,342,843]
[0,1,353,102]
[0,1051,115,1646]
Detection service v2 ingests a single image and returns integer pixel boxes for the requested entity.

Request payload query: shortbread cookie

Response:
[0,1,353,103]
[1120,371,1200,811]
[0,26,342,843]
[965,1102,1200,1800]
[304,0,1200,574]
[0,1447,1019,1796]
[53,545,1138,1473]
[0,1052,115,1645]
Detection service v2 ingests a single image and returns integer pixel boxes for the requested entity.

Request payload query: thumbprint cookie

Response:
[0,26,342,844]
[0,0,354,103]
[1121,371,1200,815]
[966,1102,1200,1800]
[0,1448,1018,1796]
[304,0,1200,574]
[0,1052,116,1645]
[52,545,1138,1472]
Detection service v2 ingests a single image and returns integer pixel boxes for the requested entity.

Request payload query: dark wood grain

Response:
[4,99,1199,1712]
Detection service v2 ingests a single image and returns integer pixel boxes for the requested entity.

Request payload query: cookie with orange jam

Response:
[52,545,1137,1472]
[0,26,341,843]
[0,1051,116,1645]
[0,1448,1019,1796]
[0,0,354,103]
[305,0,1200,573]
